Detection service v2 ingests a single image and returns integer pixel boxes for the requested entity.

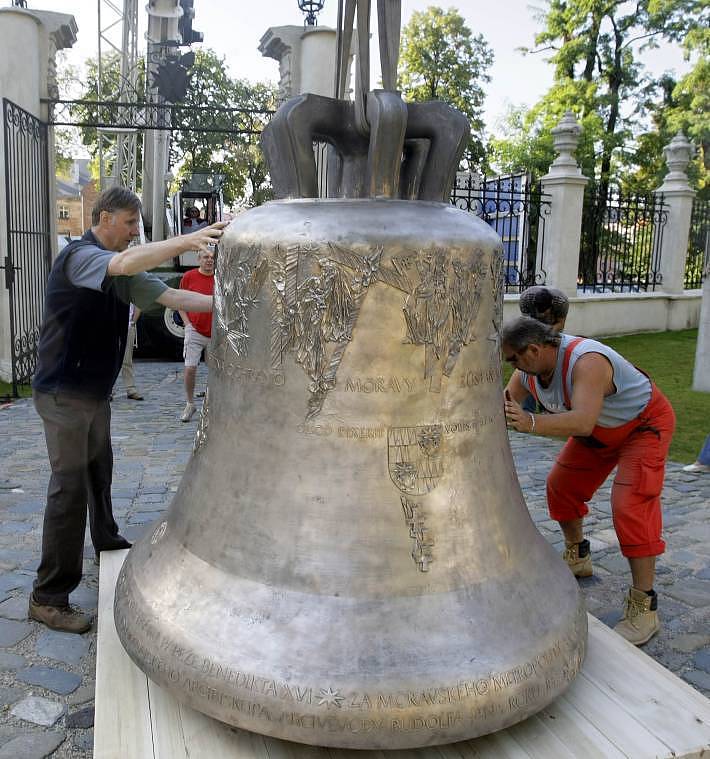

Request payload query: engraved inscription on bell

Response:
[214,240,491,417]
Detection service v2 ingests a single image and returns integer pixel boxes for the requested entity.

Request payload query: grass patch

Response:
[0,379,32,400]
[502,329,708,463]
[604,329,707,463]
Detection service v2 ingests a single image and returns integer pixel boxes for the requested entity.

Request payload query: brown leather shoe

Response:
[28,594,92,634]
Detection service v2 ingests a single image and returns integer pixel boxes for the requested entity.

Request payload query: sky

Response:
[55,0,691,134]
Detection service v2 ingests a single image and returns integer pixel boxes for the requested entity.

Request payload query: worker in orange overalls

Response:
[503,316,675,646]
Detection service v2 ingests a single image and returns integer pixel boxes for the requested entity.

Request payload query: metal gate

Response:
[684,198,710,289]
[2,98,52,396]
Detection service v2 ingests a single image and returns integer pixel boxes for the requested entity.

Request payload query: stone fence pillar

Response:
[693,256,710,392]
[655,132,695,295]
[538,112,588,297]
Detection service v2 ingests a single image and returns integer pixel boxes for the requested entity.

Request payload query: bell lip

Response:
[114,540,588,750]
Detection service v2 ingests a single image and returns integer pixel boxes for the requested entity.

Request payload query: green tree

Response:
[398,6,493,172]
[623,23,708,197]
[54,128,78,176]
[489,80,605,182]
[57,49,276,207]
[491,0,708,194]
[169,50,276,207]
[57,52,146,185]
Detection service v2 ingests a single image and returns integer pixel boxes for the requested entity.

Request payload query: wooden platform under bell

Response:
[95,550,710,758]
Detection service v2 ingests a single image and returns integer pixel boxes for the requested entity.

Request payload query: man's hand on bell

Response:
[183,221,227,253]
[505,392,530,432]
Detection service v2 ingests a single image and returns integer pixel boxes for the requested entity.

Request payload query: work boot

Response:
[562,539,593,577]
[181,402,196,422]
[614,587,660,646]
[28,594,92,635]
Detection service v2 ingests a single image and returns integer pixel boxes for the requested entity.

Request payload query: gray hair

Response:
[91,187,141,225]
[501,316,562,351]
[519,286,569,325]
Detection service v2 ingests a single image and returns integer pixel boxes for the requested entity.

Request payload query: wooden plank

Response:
[504,713,582,759]
[327,748,388,759]
[261,733,332,759]
[564,666,672,756]
[534,697,627,758]
[389,746,445,759]
[271,737,332,759]
[582,615,710,757]
[149,680,270,758]
[438,735,530,759]
[94,549,154,759]
[463,729,539,759]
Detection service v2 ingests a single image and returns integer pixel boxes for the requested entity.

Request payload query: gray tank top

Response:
[521,334,652,428]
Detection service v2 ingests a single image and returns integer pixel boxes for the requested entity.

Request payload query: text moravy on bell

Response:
[114,0,587,749]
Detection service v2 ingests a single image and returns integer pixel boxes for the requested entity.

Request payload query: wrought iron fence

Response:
[684,198,710,289]
[450,173,551,293]
[578,186,667,292]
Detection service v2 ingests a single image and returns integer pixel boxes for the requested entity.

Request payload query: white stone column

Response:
[654,132,696,295]
[0,8,77,383]
[693,256,710,392]
[259,25,355,198]
[537,112,588,297]
[259,25,350,101]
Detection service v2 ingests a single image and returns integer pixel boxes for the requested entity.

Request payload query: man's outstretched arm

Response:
[157,288,213,313]
[107,222,226,277]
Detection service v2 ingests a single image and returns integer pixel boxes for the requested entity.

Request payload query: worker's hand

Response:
[505,389,534,433]
[182,221,228,253]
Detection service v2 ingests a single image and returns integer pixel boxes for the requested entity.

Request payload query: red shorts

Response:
[546,385,675,558]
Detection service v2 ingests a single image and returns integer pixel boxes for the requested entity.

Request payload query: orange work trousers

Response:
[547,385,675,558]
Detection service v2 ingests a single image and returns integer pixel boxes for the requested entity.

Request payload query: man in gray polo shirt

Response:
[30,187,226,634]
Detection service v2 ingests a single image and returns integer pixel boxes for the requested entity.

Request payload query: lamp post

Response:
[298,0,324,26]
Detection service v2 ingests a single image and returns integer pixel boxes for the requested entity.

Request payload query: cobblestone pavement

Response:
[0,359,709,757]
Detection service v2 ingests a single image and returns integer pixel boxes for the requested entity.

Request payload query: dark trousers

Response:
[33,390,122,606]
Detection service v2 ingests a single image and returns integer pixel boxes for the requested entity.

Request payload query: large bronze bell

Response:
[115,6,586,749]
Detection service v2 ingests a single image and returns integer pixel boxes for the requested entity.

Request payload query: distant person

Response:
[119,303,144,400]
[519,285,569,332]
[519,286,570,413]
[30,187,225,634]
[179,248,215,422]
[503,316,675,646]
[683,435,710,473]
[195,210,208,229]
[181,206,207,233]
